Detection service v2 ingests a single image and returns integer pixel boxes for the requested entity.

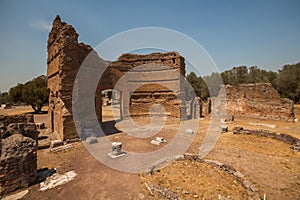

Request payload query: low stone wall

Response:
[143,154,262,200]
[0,122,38,196]
[1,123,39,141]
[232,127,300,151]
[0,114,34,126]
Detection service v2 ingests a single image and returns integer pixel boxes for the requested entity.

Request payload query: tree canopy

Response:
[187,62,300,102]
[9,75,49,112]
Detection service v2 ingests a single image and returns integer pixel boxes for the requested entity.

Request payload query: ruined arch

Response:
[47,16,190,140]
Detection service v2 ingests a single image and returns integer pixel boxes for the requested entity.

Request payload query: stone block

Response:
[150,137,166,145]
[221,125,228,132]
[185,129,194,134]
[86,136,98,145]
[50,140,63,148]
[36,122,45,129]
[0,133,37,195]
[108,142,126,158]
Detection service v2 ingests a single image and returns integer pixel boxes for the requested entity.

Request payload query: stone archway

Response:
[47,16,189,140]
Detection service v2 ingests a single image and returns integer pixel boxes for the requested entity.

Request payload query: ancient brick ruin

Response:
[212,83,294,121]
[47,16,93,140]
[0,121,38,196]
[47,16,189,140]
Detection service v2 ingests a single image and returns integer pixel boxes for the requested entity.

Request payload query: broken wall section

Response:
[214,83,294,121]
[47,15,93,140]
[108,52,186,119]
[0,122,38,196]
[0,114,34,126]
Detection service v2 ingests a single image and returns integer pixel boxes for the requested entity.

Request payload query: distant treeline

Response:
[0,75,49,112]
[187,62,300,102]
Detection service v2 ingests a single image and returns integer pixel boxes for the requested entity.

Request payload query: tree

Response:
[22,75,49,112]
[204,72,223,97]
[221,66,248,85]
[9,83,24,103]
[186,72,209,100]
[275,63,300,102]
[186,72,201,97]
[187,62,300,103]
[0,92,9,104]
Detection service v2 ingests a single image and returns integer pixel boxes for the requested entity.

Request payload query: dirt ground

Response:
[1,105,300,199]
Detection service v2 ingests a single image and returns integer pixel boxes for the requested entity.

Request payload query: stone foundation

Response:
[0,114,34,126]
[0,123,38,196]
[232,127,300,148]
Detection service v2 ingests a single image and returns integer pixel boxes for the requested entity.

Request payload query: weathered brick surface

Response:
[47,16,187,140]
[0,114,33,126]
[0,123,38,196]
[47,16,92,140]
[96,53,186,119]
[213,83,294,121]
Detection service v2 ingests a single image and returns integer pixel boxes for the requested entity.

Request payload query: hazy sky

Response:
[0,0,299,91]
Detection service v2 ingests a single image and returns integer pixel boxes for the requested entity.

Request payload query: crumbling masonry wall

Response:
[0,122,38,196]
[48,16,188,140]
[0,114,34,126]
[95,52,186,120]
[213,83,294,121]
[47,16,92,140]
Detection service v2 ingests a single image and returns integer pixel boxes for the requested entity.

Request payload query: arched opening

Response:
[95,67,124,136]
[101,89,122,122]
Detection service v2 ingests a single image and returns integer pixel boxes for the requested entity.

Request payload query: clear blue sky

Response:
[0,0,299,91]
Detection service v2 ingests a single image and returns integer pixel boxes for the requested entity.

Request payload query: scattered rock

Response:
[182,190,189,194]
[65,138,81,144]
[151,137,166,145]
[2,189,28,200]
[185,129,194,134]
[221,125,228,132]
[50,144,73,153]
[40,171,77,191]
[37,168,57,183]
[290,142,300,152]
[86,136,98,144]
[50,140,63,148]
[35,122,45,129]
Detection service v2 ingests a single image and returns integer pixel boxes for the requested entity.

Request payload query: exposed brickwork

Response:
[47,16,188,140]
[213,83,294,121]
[0,122,38,196]
[0,114,33,126]
[96,52,186,120]
[47,16,93,140]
